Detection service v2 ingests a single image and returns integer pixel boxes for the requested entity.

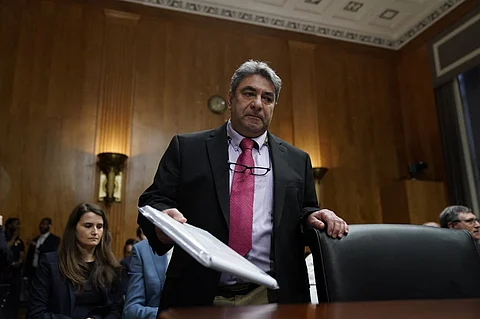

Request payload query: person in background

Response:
[439,205,480,250]
[122,239,136,260]
[123,239,169,319]
[27,203,123,319]
[24,218,60,286]
[4,217,24,319]
[136,227,146,242]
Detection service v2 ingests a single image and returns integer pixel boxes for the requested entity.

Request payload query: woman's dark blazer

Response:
[27,252,123,319]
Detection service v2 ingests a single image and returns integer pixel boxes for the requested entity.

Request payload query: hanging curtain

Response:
[435,80,473,206]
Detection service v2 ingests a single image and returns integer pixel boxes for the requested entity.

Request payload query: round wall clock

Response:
[207,95,227,114]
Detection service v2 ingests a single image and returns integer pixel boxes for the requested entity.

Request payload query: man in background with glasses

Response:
[439,205,480,248]
[138,60,349,311]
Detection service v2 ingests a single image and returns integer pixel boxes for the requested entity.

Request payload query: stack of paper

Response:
[139,205,279,290]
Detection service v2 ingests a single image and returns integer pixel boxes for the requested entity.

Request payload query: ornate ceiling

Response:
[123,0,466,50]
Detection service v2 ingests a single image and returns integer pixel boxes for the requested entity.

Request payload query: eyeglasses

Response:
[228,160,271,176]
[452,218,480,225]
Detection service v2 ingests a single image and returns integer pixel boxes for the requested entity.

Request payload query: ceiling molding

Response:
[122,0,466,50]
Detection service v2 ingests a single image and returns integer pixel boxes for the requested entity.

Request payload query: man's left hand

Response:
[307,209,349,238]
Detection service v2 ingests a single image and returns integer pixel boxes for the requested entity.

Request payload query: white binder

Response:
[139,205,279,290]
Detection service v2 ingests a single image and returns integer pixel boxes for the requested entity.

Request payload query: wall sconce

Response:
[313,167,329,181]
[408,161,428,180]
[97,152,128,205]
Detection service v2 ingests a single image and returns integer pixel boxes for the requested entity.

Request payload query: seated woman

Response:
[28,203,123,319]
[123,238,169,319]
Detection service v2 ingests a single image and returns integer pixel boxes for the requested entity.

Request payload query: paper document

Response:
[139,205,279,290]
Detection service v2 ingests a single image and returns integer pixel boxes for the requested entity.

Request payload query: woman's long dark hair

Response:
[58,203,121,291]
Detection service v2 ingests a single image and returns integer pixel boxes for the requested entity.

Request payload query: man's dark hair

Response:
[125,238,136,247]
[136,226,143,239]
[41,218,52,225]
[439,205,472,228]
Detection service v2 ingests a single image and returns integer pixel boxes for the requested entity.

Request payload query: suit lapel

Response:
[206,123,230,226]
[269,133,288,229]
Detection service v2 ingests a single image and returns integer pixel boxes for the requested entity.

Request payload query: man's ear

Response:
[447,222,456,229]
[227,92,233,109]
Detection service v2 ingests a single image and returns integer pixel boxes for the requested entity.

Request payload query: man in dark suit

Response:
[24,218,60,284]
[138,60,349,311]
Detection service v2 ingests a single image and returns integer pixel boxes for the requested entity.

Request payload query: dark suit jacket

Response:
[27,252,123,319]
[138,123,319,310]
[0,226,13,282]
[123,240,168,319]
[25,233,60,279]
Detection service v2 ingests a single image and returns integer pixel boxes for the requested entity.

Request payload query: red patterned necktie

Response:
[229,138,255,256]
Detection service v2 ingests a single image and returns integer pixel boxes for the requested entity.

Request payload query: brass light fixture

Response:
[313,167,329,181]
[97,152,128,205]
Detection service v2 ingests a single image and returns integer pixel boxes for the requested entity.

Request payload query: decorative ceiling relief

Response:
[123,0,465,50]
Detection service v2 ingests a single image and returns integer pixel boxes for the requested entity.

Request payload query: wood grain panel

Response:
[124,16,170,246]
[95,9,139,155]
[288,41,321,167]
[381,180,448,225]
[314,46,401,223]
[95,9,139,255]
[0,0,98,240]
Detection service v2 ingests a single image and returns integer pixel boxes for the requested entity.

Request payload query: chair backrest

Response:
[306,224,480,303]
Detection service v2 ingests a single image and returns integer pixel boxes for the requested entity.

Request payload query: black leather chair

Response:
[306,224,480,303]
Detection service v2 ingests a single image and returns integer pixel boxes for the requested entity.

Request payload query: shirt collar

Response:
[39,232,50,240]
[226,120,268,151]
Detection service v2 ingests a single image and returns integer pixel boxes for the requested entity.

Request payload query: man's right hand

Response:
[154,208,187,244]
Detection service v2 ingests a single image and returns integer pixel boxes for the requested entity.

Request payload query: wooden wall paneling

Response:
[314,46,402,224]
[288,41,321,168]
[176,24,229,134]
[314,46,359,223]
[0,0,23,134]
[40,2,92,226]
[288,40,327,208]
[0,0,26,210]
[95,9,139,256]
[340,50,379,223]
[1,0,41,228]
[397,45,447,183]
[79,3,105,216]
[381,180,448,224]
[0,0,99,240]
[361,55,405,222]
[124,16,170,245]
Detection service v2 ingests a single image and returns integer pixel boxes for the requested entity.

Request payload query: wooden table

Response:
[159,299,480,319]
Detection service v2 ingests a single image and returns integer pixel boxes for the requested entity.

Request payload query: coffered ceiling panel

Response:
[123,0,466,50]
